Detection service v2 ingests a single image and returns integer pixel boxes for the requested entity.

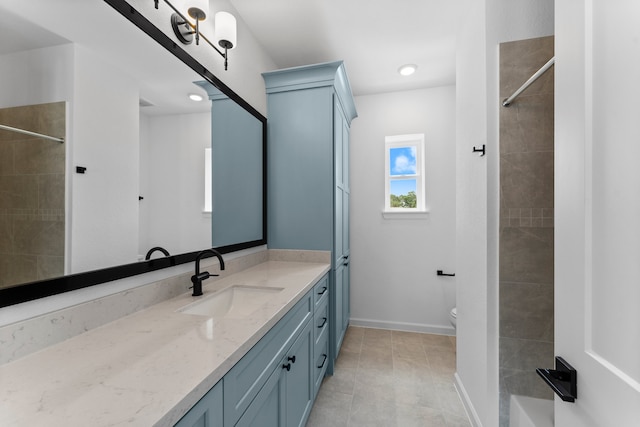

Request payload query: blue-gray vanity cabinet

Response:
[174,380,223,427]
[263,61,357,375]
[235,319,313,427]
[224,290,313,426]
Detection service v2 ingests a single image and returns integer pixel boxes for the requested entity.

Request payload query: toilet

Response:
[449,307,457,329]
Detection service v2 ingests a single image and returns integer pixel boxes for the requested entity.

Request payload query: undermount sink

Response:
[179,285,284,318]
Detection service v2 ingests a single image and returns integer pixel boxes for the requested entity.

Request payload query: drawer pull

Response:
[287,355,296,364]
[317,286,327,296]
[317,354,327,369]
[283,363,291,372]
[317,317,327,328]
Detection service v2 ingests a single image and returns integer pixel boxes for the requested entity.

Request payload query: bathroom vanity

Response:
[0,255,330,426]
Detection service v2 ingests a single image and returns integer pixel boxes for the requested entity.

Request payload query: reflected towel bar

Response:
[0,124,64,143]
[502,57,555,107]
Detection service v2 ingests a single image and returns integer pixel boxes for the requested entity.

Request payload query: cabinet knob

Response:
[287,355,296,364]
[317,286,327,296]
[282,363,291,372]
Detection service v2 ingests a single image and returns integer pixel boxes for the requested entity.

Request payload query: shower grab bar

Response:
[0,124,64,143]
[502,56,555,107]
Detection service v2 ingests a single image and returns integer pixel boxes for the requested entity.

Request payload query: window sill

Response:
[382,210,429,219]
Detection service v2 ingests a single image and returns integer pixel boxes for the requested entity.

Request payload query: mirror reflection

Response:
[0,0,265,298]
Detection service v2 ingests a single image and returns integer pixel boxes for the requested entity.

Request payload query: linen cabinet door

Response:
[334,263,345,355]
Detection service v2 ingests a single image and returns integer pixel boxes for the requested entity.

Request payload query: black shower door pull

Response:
[536,356,577,402]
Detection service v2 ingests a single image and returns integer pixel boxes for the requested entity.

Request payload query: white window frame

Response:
[383,134,428,219]
[203,148,212,215]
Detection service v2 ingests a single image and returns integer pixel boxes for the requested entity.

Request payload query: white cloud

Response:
[393,154,416,174]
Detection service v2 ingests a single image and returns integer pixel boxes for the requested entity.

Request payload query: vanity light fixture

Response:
[154,0,237,70]
[189,93,204,102]
[398,64,417,76]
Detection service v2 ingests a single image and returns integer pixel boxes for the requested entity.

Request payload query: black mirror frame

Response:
[0,0,267,308]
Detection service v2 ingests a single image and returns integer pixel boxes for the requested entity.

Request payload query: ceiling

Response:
[229,0,459,96]
[0,0,458,114]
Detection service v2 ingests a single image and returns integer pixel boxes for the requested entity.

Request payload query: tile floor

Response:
[306,326,472,427]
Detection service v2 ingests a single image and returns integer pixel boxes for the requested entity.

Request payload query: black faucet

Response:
[191,249,225,296]
[144,246,170,260]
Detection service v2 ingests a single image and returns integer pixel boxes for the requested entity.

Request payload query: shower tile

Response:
[500,151,554,209]
[500,337,554,371]
[500,36,555,98]
[500,367,554,400]
[500,227,554,283]
[500,282,554,341]
[501,93,554,155]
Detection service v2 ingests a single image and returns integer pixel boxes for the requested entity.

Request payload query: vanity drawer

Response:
[313,274,329,307]
[224,290,312,426]
[314,295,329,344]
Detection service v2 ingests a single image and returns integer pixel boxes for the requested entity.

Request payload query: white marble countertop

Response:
[0,260,330,427]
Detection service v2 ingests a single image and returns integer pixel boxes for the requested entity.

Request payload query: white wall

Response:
[0,45,73,109]
[350,86,457,334]
[455,0,554,425]
[70,45,140,273]
[139,112,212,256]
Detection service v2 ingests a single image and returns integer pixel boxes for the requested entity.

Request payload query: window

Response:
[204,148,212,214]
[384,134,427,217]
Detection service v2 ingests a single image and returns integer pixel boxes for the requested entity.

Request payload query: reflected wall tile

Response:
[13,218,65,256]
[38,174,65,211]
[14,138,65,175]
[0,254,38,288]
[0,175,38,210]
[37,255,64,281]
[0,141,14,175]
[0,214,12,253]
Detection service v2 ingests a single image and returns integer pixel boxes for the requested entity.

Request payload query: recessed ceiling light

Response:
[189,93,204,102]
[398,64,417,76]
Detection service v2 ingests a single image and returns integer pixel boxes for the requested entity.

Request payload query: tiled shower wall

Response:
[498,36,554,426]
[0,102,66,289]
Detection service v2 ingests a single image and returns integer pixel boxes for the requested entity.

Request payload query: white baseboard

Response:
[349,317,455,336]
[454,372,482,427]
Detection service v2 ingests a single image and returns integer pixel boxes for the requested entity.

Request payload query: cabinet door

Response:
[342,121,350,256]
[334,263,345,356]
[235,363,285,427]
[284,320,313,427]
[174,380,223,427]
[342,261,350,332]
[334,97,345,264]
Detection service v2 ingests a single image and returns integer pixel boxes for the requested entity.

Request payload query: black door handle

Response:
[536,357,577,402]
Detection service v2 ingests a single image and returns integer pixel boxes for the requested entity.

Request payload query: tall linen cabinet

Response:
[263,61,357,373]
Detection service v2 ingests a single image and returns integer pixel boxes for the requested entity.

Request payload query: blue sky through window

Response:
[390,179,417,196]
[390,147,417,176]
